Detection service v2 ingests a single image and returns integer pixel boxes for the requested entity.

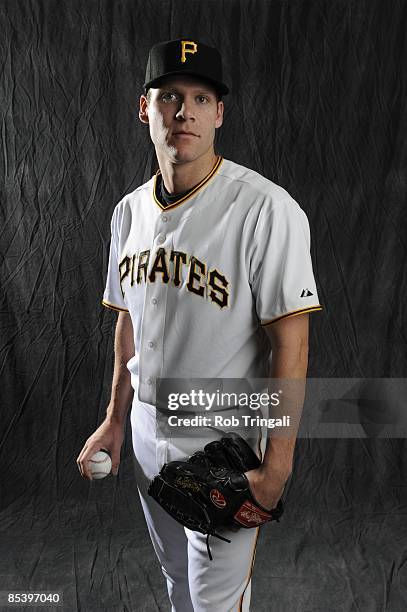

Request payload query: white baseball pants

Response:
[130,400,264,612]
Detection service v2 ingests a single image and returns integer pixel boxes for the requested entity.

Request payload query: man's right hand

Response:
[76,418,125,480]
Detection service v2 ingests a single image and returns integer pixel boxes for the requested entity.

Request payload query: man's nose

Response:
[175,99,195,120]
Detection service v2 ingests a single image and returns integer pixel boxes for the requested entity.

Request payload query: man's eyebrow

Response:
[157,86,215,95]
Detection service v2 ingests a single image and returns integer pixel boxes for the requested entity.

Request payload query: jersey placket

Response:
[138,210,173,406]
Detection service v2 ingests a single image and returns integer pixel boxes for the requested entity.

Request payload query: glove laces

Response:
[205,531,231,561]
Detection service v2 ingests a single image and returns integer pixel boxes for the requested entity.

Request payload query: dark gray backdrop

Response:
[1,1,406,611]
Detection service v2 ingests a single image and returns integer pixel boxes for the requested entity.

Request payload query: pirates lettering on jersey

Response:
[136,250,150,285]
[187,256,206,297]
[209,269,230,308]
[170,251,187,286]
[119,248,229,308]
[148,247,170,284]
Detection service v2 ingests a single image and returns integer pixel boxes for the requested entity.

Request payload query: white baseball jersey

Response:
[102,156,322,402]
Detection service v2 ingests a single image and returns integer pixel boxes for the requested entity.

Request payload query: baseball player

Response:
[77,39,322,611]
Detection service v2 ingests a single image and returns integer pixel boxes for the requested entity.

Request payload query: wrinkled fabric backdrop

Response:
[1,1,406,611]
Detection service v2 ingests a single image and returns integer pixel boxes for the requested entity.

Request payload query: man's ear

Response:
[215,100,224,129]
[139,94,149,124]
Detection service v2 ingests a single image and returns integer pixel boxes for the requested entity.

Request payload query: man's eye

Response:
[197,95,209,103]
[161,92,177,102]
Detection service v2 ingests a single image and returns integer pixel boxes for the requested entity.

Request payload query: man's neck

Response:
[156,150,218,194]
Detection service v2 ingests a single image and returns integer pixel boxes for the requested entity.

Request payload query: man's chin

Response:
[170,150,200,164]
[162,144,209,165]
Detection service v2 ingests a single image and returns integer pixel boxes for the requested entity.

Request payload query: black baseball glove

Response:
[147,432,284,559]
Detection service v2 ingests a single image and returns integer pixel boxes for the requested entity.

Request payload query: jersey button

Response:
[157,234,166,244]
[161,214,169,222]
[151,297,158,306]
[147,341,155,349]
[146,377,152,386]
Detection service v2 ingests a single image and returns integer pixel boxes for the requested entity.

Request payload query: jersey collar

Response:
[152,155,224,211]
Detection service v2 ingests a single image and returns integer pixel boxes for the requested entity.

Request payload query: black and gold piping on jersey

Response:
[118,248,229,309]
[239,527,260,611]
[101,299,129,313]
[238,423,263,609]
[152,155,224,211]
[261,305,323,326]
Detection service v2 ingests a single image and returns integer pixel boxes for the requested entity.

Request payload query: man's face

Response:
[139,75,224,164]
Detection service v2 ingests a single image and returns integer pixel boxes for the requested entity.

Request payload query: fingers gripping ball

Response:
[89,450,112,480]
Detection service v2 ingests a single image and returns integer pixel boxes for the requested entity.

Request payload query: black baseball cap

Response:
[144,38,229,96]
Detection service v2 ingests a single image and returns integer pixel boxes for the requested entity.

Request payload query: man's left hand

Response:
[244,467,289,511]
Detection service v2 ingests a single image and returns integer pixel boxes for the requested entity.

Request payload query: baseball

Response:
[89,450,112,480]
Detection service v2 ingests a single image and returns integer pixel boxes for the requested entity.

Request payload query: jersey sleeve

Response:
[249,198,322,326]
[102,203,129,313]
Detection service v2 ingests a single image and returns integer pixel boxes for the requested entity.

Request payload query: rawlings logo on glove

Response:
[210,488,227,508]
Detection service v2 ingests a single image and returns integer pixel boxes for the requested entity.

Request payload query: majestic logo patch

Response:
[210,489,227,508]
[300,288,314,297]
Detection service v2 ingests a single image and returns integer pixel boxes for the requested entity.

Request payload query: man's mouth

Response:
[173,131,199,137]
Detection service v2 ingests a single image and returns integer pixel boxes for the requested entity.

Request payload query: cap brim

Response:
[144,71,229,95]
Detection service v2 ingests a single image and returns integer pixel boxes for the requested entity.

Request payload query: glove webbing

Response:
[150,477,231,560]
